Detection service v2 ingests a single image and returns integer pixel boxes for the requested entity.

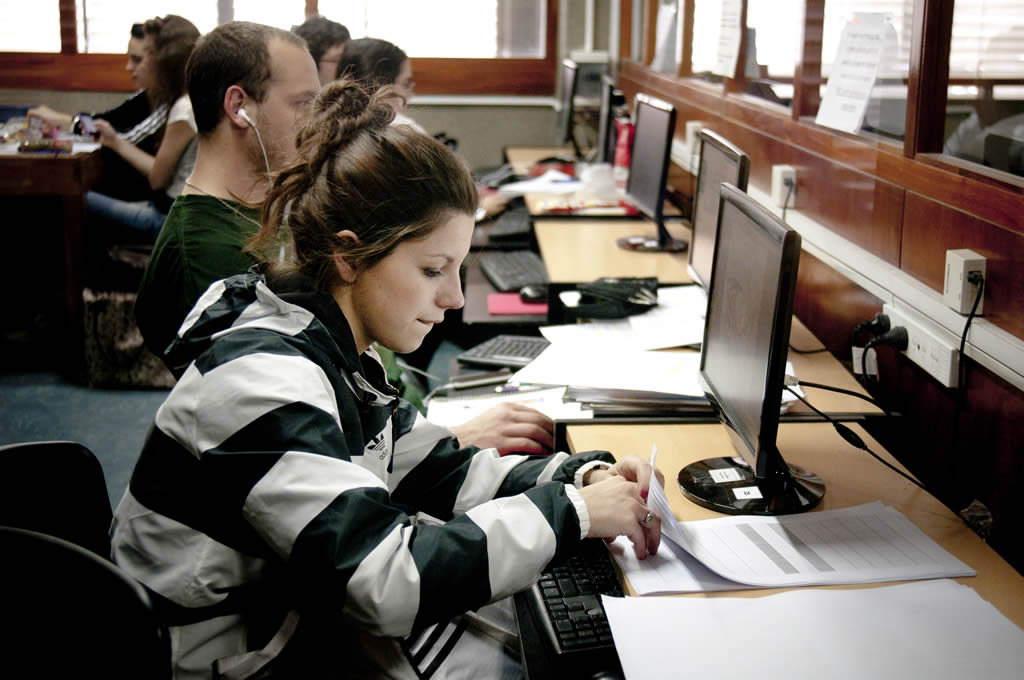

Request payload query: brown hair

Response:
[186,21,307,135]
[291,15,350,68]
[248,79,478,289]
[335,37,407,87]
[142,15,200,110]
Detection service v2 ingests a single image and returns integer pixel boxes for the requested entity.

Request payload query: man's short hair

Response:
[291,15,350,68]
[186,21,307,135]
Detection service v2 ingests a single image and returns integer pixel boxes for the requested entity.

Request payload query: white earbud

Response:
[236,107,271,177]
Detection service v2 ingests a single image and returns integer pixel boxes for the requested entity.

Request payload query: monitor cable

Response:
[781,177,795,222]
[788,343,829,355]
[957,271,985,396]
[785,375,896,418]
[784,385,927,493]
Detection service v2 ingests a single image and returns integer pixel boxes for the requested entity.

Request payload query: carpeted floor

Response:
[0,371,168,507]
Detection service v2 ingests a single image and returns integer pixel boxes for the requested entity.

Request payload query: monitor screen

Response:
[687,130,750,289]
[595,74,624,164]
[616,94,686,252]
[557,59,581,157]
[678,183,824,515]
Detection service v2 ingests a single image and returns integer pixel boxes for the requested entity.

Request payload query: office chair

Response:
[0,526,171,679]
[0,440,113,557]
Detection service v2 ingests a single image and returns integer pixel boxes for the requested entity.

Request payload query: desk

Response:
[0,149,104,362]
[515,421,1024,678]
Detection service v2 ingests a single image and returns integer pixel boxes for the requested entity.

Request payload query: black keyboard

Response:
[488,205,532,241]
[456,334,550,368]
[526,539,623,657]
[479,250,548,292]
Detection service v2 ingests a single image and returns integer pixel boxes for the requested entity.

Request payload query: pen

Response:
[494,385,544,393]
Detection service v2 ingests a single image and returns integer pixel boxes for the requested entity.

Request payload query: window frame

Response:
[0,0,559,96]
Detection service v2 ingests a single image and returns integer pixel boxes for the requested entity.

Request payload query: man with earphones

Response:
[135,21,322,369]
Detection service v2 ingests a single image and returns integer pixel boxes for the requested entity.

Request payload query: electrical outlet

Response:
[943,249,986,315]
[684,120,706,158]
[771,165,797,209]
[882,303,961,388]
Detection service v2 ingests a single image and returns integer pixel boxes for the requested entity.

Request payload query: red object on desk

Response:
[487,293,548,316]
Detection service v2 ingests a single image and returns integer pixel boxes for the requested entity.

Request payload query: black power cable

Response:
[957,272,985,392]
[793,379,895,417]
[784,385,928,493]
[781,177,795,222]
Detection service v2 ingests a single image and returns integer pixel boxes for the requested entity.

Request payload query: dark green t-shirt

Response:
[135,195,260,366]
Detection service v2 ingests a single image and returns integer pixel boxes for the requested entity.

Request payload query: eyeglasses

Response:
[397,80,416,91]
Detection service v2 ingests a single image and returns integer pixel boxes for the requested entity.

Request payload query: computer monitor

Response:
[617,94,686,253]
[593,74,624,164]
[557,58,582,158]
[687,130,750,289]
[678,183,825,515]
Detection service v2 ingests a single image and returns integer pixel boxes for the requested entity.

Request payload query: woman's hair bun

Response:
[294,78,398,163]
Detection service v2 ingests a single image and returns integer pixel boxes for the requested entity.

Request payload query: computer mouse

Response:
[519,284,548,303]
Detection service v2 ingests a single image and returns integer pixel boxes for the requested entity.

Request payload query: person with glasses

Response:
[291,14,351,87]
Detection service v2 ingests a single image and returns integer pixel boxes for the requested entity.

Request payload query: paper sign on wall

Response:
[815,13,889,134]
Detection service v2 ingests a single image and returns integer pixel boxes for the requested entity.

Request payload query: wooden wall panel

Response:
[902,193,1024,338]
[793,250,883,355]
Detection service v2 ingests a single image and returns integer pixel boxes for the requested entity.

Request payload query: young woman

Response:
[87,15,200,243]
[335,37,421,131]
[110,79,662,680]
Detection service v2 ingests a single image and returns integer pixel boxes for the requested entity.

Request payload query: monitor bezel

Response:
[699,182,800,480]
[686,129,751,290]
[558,58,582,157]
[595,74,624,164]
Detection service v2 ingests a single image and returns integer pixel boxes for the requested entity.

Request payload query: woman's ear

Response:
[333,230,361,283]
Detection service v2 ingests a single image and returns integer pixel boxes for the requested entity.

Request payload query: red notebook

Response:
[487,293,548,316]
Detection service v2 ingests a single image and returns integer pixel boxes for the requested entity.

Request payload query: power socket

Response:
[684,120,706,158]
[882,303,961,388]
[771,165,797,209]
[943,249,986,315]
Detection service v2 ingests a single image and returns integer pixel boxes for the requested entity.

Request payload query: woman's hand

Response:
[93,119,122,150]
[27,106,72,133]
[451,403,554,455]
[579,474,661,559]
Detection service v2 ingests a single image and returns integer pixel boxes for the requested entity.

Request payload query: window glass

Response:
[943,0,1024,178]
[820,1,911,140]
[232,2,304,31]
[1,2,60,52]
[319,0,546,58]
[745,0,803,107]
[74,1,217,54]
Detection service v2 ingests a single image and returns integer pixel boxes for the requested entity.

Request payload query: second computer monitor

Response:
[678,183,825,515]
[594,74,624,164]
[687,129,750,289]
[618,94,686,253]
[557,58,582,158]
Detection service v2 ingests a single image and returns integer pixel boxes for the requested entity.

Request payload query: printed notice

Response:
[815,13,888,133]
[712,0,743,78]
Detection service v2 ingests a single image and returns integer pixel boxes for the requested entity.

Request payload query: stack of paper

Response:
[603,579,1024,679]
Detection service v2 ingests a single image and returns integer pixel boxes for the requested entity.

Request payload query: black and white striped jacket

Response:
[111,272,611,679]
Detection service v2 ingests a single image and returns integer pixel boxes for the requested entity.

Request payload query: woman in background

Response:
[335,37,422,131]
[291,14,351,87]
[87,15,200,244]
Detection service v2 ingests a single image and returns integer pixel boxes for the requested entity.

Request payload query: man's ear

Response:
[333,230,361,283]
[224,86,248,128]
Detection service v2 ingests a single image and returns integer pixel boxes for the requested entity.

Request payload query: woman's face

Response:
[393,59,415,111]
[317,41,346,87]
[336,212,474,355]
[128,35,157,91]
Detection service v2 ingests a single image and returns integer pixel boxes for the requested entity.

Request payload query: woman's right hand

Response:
[579,474,661,559]
[27,106,71,133]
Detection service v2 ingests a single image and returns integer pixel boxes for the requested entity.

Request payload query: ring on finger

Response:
[640,510,654,524]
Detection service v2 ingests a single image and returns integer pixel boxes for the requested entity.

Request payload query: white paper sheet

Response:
[815,13,888,134]
[512,344,706,397]
[496,169,579,197]
[712,0,743,78]
[625,459,975,591]
[425,386,591,427]
[603,580,1024,680]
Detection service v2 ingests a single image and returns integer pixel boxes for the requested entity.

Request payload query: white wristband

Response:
[564,484,590,540]
[574,460,614,489]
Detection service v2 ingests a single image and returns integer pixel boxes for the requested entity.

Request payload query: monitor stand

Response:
[677,455,825,515]
[615,219,688,253]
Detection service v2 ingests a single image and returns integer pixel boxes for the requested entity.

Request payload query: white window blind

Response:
[0,1,60,52]
[950,0,1024,79]
[318,0,546,58]
[74,1,218,54]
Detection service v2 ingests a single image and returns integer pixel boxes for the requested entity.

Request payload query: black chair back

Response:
[0,440,113,557]
[0,526,171,678]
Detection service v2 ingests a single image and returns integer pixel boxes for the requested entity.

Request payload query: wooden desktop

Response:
[512,420,1024,679]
